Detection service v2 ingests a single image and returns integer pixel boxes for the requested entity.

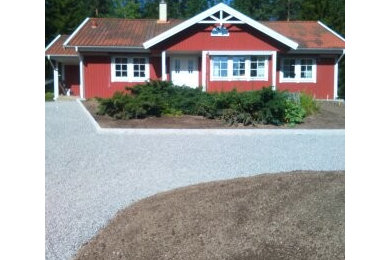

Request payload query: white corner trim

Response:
[333,50,345,99]
[162,51,167,81]
[272,51,277,90]
[45,34,61,51]
[63,17,90,46]
[317,21,345,42]
[143,3,298,50]
[202,51,207,90]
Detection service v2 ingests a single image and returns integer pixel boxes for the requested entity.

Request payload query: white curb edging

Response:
[77,99,345,136]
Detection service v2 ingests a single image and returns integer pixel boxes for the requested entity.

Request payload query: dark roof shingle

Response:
[45,35,77,56]
[67,18,183,47]
[261,21,344,49]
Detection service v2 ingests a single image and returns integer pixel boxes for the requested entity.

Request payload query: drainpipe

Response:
[334,50,345,100]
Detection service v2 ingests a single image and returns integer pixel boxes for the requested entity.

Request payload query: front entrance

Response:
[170,56,199,88]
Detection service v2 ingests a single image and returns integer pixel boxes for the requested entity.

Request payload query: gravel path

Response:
[45,101,345,260]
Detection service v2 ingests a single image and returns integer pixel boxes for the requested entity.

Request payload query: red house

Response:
[45,2,345,100]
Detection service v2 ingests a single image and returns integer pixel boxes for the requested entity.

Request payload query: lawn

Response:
[74,171,344,260]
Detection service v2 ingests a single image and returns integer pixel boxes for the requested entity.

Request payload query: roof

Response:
[66,18,183,47]
[262,21,344,49]
[45,35,77,56]
[52,6,344,52]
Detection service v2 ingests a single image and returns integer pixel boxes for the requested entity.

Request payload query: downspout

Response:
[334,50,345,100]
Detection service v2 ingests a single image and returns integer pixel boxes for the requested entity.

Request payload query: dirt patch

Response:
[82,99,344,129]
[74,171,344,260]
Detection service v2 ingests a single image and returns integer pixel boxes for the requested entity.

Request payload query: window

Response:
[300,59,313,79]
[211,25,229,36]
[250,56,266,78]
[114,57,128,78]
[111,57,149,82]
[188,60,194,73]
[175,59,180,73]
[213,56,228,78]
[133,58,146,78]
[280,57,316,83]
[281,58,295,79]
[211,55,268,81]
[233,57,246,77]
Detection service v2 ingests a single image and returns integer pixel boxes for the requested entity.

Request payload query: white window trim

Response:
[210,55,269,81]
[111,56,150,83]
[279,57,317,83]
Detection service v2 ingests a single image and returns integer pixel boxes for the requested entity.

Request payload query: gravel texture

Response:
[45,101,345,260]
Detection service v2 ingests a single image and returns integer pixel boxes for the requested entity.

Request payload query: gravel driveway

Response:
[45,101,345,260]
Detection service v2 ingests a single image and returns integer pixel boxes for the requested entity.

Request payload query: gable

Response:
[143,3,298,50]
[151,23,289,52]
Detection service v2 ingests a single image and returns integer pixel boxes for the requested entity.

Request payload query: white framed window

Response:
[211,55,268,81]
[233,57,246,77]
[111,56,149,82]
[280,57,316,83]
[212,56,228,78]
[113,57,128,81]
[250,56,267,79]
[133,57,146,79]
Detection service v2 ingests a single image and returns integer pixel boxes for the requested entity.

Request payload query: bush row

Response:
[96,81,317,126]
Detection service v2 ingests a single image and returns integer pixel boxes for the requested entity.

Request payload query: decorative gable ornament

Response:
[211,25,229,36]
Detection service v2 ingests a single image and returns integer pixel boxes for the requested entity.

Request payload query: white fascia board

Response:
[45,34,61,51]
[63,17,90,46]
[143,3,298,50]
[317,21,345,42]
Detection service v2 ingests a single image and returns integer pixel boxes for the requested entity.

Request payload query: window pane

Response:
[213,57,228,77]
[233,57,245,77]
[134,72,139,77]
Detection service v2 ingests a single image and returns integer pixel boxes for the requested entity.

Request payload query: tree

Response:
[184,0,209,18]
[111,0,141,18]
[231,0,273,20]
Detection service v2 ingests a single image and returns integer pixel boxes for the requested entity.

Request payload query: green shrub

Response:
[284,100,306,126]
[45,92,54,101]
[300,93,319,116]
[96,82,311,126]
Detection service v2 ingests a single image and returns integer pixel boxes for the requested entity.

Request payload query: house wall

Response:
[276,56,336,99]
[65,65,80,96]
[83,55,161,98]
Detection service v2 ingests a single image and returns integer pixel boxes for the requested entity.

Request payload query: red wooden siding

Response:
[65,65,80,96]
[83,55,159,98]
[276,56,336,99]
[153,24,288,52]
[206,56,273,92]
